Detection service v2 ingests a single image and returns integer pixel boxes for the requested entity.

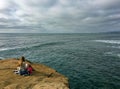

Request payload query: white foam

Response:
[104,51,120,58]
[94,40,120,44]
[0,57,4,59]
[0,44,37,52]
[111,46,120,49]
[0,48,12,51]
[104,52,113,55]
[0,47,21,52]
[117,54,120,58]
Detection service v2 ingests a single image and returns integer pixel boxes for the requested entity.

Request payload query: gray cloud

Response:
[0,0,120,33]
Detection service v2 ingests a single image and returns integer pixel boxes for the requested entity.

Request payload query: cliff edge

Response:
[0,58,69,89]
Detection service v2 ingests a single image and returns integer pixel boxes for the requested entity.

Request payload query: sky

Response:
[0,0,120,33]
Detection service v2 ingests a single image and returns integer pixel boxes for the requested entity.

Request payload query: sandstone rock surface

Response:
[0,58,69,89]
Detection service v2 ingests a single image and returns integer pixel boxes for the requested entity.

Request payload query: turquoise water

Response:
[0,33,120,89]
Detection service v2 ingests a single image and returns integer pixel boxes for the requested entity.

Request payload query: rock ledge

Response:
[0,58,69,89]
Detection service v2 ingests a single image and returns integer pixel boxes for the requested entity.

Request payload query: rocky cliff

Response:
[0,58,69,89]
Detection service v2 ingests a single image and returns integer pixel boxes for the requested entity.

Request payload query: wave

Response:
[30,42,65,48]
[0,47,22,52]
[94,40,120,44]
[117,54,120,58]
[0,57,4,59]
[0,42,65,52]
[110,46,120,49]
[104,51,120,58]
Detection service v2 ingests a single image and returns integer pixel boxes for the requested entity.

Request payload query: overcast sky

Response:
[0,0,120,33]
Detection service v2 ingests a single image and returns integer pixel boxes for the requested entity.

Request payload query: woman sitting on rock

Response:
[14,56,33,76]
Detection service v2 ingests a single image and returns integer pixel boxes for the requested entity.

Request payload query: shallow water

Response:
[0,33,120,89]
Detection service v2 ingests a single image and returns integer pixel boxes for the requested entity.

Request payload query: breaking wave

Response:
[94,40,120,44]
[0,42,65,52]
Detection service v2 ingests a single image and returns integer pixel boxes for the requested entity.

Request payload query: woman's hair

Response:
[18,56,25,66]
[20,56,25,62]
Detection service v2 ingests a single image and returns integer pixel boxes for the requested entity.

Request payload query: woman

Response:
[19,56,29,75]
[14,56,33,75]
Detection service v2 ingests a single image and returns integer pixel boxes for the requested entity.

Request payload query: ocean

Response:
[0,33,120,89]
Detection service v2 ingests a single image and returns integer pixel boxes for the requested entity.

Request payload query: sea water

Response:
[0,33,120,89]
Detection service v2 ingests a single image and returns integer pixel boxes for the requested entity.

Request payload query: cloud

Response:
[0,0,120,33]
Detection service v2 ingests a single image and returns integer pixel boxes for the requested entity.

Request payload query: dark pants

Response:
[20,69,28,75]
